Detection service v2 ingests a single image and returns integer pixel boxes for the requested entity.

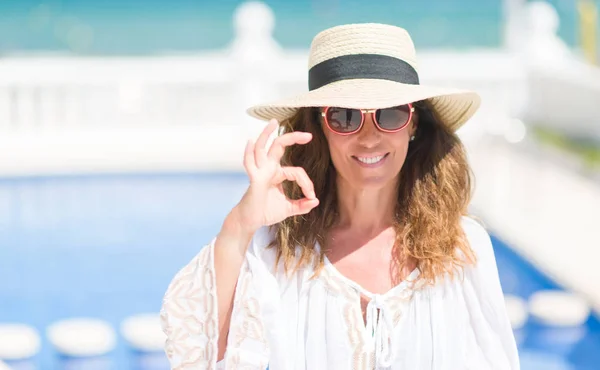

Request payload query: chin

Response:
[353,174,397,188]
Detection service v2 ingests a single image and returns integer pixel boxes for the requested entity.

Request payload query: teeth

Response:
[357,155,384,164]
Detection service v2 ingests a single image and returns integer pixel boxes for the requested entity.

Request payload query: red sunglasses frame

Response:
[321,104,415,136]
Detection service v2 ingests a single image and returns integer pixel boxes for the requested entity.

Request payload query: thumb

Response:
[288,197,319,216]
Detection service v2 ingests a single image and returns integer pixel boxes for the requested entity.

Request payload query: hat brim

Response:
[246,79,480,132]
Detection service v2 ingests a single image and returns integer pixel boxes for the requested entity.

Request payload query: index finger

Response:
[254,119,279,167]
[267,131,313,161]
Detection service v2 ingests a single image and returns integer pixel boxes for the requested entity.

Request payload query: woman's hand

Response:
[234,119,319,235]
[212,119,318,361]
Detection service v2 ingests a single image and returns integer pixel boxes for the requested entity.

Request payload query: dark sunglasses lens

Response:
[376,105,411,131]
[326,108,362,133]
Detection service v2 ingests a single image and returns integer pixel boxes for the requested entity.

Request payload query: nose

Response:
[356,112,381,148]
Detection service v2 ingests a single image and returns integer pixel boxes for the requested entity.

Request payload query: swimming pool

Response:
[0,172,597,369]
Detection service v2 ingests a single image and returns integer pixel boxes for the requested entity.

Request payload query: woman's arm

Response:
[213,207,255,361]
[161,121,318,369]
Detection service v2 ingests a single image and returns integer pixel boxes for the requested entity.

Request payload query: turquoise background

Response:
[0,0,580,55]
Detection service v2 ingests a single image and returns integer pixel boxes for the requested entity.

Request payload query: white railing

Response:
[0,55,241,130]
[526,59,600,138]
[515,1,600,139]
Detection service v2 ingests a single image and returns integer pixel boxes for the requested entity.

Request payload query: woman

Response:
[160,23,520,369]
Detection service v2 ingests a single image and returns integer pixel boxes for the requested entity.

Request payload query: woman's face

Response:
[321,106,418,188]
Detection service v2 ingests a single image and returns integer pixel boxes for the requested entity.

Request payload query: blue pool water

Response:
[0,0,589,55]
[0,172,598,369]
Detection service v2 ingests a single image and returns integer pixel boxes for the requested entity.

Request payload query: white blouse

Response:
[160,216,520,370]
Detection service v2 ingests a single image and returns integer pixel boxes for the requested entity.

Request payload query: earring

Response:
[410,135,416,142]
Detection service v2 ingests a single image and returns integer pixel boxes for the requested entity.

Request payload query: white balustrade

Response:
[518,1,600,139]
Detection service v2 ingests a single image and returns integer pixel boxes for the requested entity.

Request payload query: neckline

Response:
[322,254,420,299]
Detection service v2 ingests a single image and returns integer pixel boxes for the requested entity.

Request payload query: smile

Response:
[353,153,389,166]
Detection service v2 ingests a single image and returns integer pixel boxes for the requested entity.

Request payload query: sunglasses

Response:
[321,104,414,135]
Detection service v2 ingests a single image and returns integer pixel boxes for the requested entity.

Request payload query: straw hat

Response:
[246,23,481,132]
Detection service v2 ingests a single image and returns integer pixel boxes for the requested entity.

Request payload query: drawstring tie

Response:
[365,295,396,368]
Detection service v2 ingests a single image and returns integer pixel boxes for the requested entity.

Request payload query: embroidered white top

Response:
[160,216,520,370]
